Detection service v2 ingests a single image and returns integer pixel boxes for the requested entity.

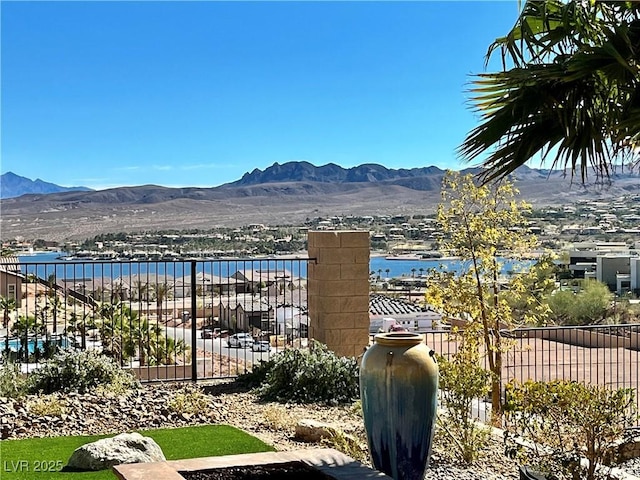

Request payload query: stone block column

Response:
[307,230,370,358]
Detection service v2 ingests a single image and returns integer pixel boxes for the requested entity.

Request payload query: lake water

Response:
[17,252,531,280]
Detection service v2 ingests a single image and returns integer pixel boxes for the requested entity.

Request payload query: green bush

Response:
[504,379,636,480]
[547,280,613,325]
[238,341,359,405]
[436,333,492,464]
[26,349,139,394]
[0,362,27,398]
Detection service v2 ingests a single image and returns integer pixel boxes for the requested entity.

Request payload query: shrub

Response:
[547,280,613,325]
[94,369,140,397]
[27,394,66,417]
[436,333,492,464]
[26,349,138,394]
[321,429,368,463]
[236,356,276,388]
[238,341,359,405]
[504,379,636,480]
[0,362,27,398]
[167,384,211,415]
[262,405,299,431]
[349,399,363,418]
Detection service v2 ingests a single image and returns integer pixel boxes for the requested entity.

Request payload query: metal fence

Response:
[423,324,640,427]
[6,256,640,423]
[0,257,311,382]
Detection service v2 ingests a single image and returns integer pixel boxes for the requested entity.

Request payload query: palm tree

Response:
[147,334,188,366]
[11,314,46,361]
[152,282,172,324]
[66,312,92,349]
[0,296,16,329]
[97,302,127,362]
[130,317,154,366]
[45,293,63,334]
[110,282,126,303]
[132,279,149,303]
[459,1,640,183]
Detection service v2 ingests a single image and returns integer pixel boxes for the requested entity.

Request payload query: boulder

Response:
[294,419,340,443]
[67,432,165,471]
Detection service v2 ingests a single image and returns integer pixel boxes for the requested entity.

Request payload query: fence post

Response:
[307,230,370,358]
[191,261,198,381]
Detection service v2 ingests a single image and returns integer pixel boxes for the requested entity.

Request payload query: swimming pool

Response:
[0,336,72,354]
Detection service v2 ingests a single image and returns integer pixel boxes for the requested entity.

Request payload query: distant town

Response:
[3,192,640,258]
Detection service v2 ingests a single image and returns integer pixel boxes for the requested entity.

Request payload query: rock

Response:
[294,419,340,443]
[66,432,165,471]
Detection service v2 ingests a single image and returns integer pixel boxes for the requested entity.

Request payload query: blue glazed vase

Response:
[360,332,438,480]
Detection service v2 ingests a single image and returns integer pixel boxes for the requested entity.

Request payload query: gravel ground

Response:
[4,381,637,479]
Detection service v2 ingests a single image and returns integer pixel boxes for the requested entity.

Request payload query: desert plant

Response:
[262,405,299,431]
[504,379,636,480]
[349,399,363,418]
[26,349,138,394]
[0,362,27,398]
[167,385,211,415]
[321,429,369,463]
[436,330,492,464]
[236,356,276,388]
[94,369,141,397]
[238,341,359,405]
[27,394,66,417]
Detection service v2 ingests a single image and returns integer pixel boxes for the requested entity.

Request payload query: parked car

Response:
[251,340,271,352]
[227,333,254,348]
[200,326,216,339]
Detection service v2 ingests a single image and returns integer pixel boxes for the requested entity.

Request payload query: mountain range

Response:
[1,161,639,241]
[0,172,92,199]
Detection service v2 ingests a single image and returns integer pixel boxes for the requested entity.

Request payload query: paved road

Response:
[164,325,273,364]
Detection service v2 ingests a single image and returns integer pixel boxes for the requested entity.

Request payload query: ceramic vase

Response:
[360,332,438,480]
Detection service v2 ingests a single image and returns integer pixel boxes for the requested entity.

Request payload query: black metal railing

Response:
[1,257,311,382]
[6,257,640,426]
[421,324,640,427]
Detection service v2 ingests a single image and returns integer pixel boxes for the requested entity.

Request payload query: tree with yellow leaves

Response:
[426,171,553,421]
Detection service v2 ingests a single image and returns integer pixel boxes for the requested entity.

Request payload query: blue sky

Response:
[1,1,520,190]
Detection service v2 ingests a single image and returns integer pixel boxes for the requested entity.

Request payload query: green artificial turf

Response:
[0,425,275,480]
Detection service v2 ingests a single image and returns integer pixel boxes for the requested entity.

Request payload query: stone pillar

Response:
[307,230,370,358]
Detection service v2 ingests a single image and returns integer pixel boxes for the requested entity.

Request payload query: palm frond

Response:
[463,0,640,184]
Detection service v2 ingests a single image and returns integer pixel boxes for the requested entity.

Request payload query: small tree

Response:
[132,279,149,302]
[425,171,550,421]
